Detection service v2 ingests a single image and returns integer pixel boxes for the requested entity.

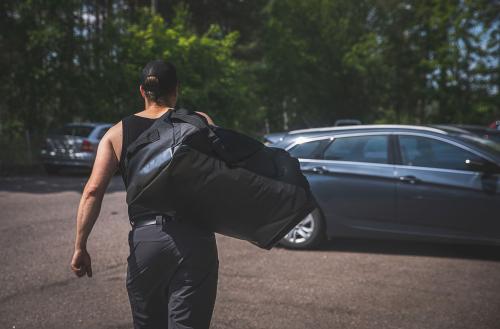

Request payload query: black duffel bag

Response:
[123,108,317,249]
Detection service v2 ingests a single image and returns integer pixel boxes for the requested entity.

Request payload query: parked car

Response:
[432,124,500,144]
[263,132,287,145]
[271,124,500,249]
[263,118,362,144]
[488,120,500,130]
[40,123,112,174]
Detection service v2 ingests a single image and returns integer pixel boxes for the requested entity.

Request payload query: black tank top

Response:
[119,114,162,220]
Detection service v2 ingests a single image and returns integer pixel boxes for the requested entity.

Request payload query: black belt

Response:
[130,214,175,228]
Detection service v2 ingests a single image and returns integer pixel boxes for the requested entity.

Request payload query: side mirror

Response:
[465,158,500,174]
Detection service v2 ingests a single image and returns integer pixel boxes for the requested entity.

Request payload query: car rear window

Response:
[288,139,329,159]
[55,125,94,137]
[398,135,480,171]
[323,135,389,164]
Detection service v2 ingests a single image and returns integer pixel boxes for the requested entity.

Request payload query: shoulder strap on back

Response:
[124,108,238,170]
[124,109,173,164]
[170,109,238,164]
[169,108,210,130]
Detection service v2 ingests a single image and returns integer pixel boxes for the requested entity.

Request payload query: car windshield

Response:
[54,125,94,137]
[456,133,500,156]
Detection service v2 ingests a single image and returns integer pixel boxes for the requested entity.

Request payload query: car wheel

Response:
[44,164,61,175]
[280,208,325,249]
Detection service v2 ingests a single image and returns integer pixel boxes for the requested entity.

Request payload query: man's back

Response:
[118,113,162,221]
[71,60,219,329]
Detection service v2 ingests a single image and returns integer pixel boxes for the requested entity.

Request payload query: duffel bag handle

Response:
[169,110,239,165]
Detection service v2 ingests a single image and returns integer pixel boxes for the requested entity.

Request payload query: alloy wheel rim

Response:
[284,213,315,244]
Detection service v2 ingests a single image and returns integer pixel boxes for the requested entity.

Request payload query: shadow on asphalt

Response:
[308,238,500,262]
[0,172,125,194]
[3,175,499,263]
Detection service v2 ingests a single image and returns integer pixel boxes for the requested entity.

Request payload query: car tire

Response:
[280,208,326,250]
[44,164,61,175]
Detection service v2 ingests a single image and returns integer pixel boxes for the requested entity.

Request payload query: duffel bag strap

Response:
[125,129,160,159]
[169,109,211,131]
[125,109,174,160]
[170,110,238,165]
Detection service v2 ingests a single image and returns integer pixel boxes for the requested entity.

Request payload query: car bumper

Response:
[40,152,94,168]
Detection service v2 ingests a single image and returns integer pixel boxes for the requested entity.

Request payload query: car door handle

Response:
[310,166,330,174]
[399,175,420,184]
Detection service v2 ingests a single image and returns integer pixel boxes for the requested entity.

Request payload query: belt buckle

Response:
[156,214,171,229]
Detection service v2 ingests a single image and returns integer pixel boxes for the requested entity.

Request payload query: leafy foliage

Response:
[0,1,259,139]
[0,0,498,169]
[260,0,499,129]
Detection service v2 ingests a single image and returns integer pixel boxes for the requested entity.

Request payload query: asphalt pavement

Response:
[1,174,500,329]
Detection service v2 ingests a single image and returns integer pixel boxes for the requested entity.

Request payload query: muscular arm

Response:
[71,129,119,277]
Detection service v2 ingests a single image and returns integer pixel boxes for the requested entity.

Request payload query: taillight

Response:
[81,139,94,152]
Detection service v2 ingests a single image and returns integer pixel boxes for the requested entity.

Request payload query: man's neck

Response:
[144,102,175,115]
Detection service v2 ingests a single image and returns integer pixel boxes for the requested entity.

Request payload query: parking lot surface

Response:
[1,175,500,329]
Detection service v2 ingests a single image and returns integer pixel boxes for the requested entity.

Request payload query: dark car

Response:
[262,118,362,145]
[432,124,500,144]
[263,132,287,145]
[40,123,112,174]
[269,124,500,249]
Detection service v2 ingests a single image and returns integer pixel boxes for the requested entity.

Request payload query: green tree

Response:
[121,6,260,131]
[260,0,386,130]
[372,0,499,123]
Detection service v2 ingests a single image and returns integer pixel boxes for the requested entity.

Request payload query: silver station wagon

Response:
[40,123,112,174]
[268,125,500,249]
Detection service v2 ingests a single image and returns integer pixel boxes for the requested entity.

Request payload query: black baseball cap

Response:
[140,60,178,94]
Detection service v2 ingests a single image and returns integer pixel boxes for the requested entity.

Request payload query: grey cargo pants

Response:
[126,217,219,329]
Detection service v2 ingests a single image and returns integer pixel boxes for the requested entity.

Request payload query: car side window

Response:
[398,135,480,171]
[322,135,389,164]
[288,139,329,159]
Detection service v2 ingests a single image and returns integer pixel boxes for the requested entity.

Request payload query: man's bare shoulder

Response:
[94,120,122,162]
[104,121,122,143]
